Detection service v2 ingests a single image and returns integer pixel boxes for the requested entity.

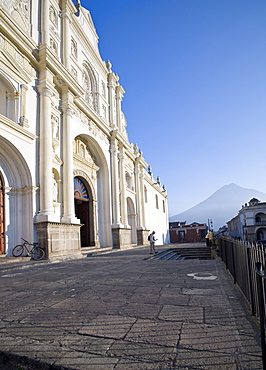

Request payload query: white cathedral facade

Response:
[0,0,169,258]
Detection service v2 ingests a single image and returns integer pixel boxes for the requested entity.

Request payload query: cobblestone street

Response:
[0,244,263,369]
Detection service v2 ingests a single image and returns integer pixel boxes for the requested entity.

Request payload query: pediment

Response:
[0,48,32,84]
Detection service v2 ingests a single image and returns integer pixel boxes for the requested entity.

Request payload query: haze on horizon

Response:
[81,0,266,216]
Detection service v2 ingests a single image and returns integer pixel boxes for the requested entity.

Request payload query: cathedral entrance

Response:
[74,177,94,248]
[0,172,5,254]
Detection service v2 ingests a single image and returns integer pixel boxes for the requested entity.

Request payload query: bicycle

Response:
[12,238,45,260]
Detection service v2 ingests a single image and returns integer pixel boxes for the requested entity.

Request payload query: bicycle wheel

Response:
[12,245,24,257]
[31,247,45,260]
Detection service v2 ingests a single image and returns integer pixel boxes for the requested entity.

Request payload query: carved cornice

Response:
[0,8,39,68]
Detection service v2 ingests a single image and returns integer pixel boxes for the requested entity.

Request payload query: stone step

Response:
[81,246,113,256]
[152,247,212,260]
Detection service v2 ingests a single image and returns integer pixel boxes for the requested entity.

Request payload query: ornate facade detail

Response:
[14,50,23,65]
[125,154,134,171]
[102,104,107,119]
[50,38,58,57]
[71,66,78,80]
[0,35,4,47]
[74,137,95,165]
[82,61,99,112]
[51,114,59,140]
[101,81,106,99]
[73,138,99,181]
[49,5,58,28]
[3,0,31,34]
[19,84,29,127]
[71,37,78,59]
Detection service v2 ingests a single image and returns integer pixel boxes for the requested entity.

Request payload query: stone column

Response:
[20,84,29,128]
[134,158,142,228]
[110,131,121,227]
[115,85,124,133]
[118,143,128,227]
[61,4,71,70]
[61,93,79,224]
[36,84,54,221]
[139,167,146,228]
[41,0,50,45]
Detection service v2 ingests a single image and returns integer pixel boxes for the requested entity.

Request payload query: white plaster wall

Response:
[144,178,169,245]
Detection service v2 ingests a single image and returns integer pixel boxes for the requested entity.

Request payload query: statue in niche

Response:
[52,173,58,202]
[71,38,77,58]
[51,116,59,139]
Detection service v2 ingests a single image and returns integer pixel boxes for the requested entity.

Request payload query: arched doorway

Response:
[74,177,94,248]
[256,228,266,241]
[0,136,33,255]
[0,171,5,254]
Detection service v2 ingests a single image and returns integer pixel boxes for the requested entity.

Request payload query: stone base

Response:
[137,229,150,246]
[35,221,82,260]
[112,227,133,249]
[112,227,150,249]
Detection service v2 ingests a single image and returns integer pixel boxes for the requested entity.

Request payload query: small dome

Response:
[249,198,260,206]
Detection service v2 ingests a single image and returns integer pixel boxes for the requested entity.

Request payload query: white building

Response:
[0,0,169,258]
[227,198,266,242]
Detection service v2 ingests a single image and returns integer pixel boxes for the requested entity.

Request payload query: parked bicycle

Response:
[12,238,45,260]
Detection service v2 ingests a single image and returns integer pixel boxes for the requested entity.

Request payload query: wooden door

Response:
[75,200,90,248]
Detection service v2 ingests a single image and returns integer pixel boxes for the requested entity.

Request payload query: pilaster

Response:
[61,91,79,224]
[36,83,55,222]
[134,149,144,229]
[110,131,122,227]
[115,85,124,133]
[61,6,71,70]
[41,0,50,45]
[107,71,118,129]
[118,143,129,227]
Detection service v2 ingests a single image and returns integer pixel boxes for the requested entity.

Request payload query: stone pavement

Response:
[0,243,263,369]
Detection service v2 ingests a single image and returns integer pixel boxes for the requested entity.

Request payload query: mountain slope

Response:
[169,183,266,230]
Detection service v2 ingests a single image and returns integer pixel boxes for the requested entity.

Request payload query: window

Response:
[155,194,158,209]
[144,185,147,203]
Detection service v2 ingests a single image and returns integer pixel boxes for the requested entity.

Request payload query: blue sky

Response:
[81,0,266,216]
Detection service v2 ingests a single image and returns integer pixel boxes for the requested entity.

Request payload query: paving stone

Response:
[179,322,240,354]
[159,304,204,323]
[78,314,136,339]
[188,294,231,308]
[120,302,162,320]
[182,288,217,295]
[157,292,190,306]
[125,318,182,347]
[108,339,177,364]
[0,322,67,343]
[4,338,66,367]
[176,348,238,369]
[204,307,236,325]
[115,357,174,369]
[56,333,115,356]
[53,350,118,369]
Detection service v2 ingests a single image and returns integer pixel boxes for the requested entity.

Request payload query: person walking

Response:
[149,231,157,254]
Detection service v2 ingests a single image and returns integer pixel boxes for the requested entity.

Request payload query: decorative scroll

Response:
[74,177,89,201]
